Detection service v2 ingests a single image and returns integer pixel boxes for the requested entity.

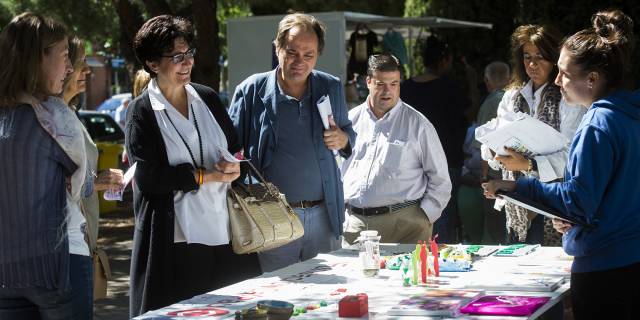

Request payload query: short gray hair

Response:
[484,61,510,86]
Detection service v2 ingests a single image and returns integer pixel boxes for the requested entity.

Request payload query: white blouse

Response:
[148,79,231,246]
[482,80,586,182]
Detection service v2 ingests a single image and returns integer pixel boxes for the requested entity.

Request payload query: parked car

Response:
[78,111,131,213]
[96,92,132,122]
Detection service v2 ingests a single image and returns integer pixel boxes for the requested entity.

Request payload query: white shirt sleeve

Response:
[418,122,452,223]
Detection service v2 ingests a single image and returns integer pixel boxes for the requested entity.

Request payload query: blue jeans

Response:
[258,203,340,272]
[69,254,93,320]
[507,213,544,244]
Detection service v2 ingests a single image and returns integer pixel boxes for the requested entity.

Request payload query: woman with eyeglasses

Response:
[480,25,585,246]
[126,15,260,317]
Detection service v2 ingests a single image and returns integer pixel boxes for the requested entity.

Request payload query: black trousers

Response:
[571,261,640,319]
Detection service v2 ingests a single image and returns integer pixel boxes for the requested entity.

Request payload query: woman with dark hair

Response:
[484,10,640,318]
[126,15,260,317]
[401,35,470,243]
[0,12,82,319]
[480,25,585,245]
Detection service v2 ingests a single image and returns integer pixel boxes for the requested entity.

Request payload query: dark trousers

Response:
[433,168,461,243]
[571,261,640,319]
[0,287,73,320]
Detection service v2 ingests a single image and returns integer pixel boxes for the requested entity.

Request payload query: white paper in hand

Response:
[103,162,137,201]
[475,111,568,156]
[316,94,332,129]
[317,94,340,156]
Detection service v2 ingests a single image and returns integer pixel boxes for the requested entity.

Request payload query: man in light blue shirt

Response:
[229,13,355,272]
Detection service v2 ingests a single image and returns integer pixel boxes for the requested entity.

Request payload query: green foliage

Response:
[218,0,252,57]
[403,0,640,86]
[1,0,119,50]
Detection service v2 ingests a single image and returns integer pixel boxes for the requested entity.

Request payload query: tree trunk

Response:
[141,0,173,17]
[112,0,144,69]
[191,0,220,92]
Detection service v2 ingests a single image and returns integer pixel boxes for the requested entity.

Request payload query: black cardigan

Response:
[125,83,242,317]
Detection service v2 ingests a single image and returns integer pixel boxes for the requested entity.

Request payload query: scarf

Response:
[503,83,562,244]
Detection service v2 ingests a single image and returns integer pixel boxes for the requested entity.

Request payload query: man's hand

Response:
[495,148,530,171]
[323,116,348,151]
[481,179,516,199]
[552,218,573,234]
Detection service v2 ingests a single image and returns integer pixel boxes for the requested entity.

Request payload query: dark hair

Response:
[367,54,401,76]
[508,25,560,89]
[133,15,194,77]
[274,13,326,54]
[562,10,634,90]
[422,35,451,69]
[0,12,68,106]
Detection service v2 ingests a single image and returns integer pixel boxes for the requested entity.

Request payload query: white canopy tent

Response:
[226,11,492,94]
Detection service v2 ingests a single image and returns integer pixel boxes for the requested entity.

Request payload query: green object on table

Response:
[319,300,328,307]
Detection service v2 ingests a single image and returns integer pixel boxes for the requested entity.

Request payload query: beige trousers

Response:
[343,204,433,245]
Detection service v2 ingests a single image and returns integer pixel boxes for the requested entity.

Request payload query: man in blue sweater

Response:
[229,13,355,272]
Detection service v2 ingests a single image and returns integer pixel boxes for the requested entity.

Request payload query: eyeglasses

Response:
[162,48,196,64]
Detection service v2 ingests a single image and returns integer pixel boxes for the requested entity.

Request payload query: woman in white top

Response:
[126,15,260,317]
[62,36,125,317]
[481,25,585,245]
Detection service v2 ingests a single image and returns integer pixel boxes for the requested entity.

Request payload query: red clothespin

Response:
[430,234,440,276]
[419,241,427,284]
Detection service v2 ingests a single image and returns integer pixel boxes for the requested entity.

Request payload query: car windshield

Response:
[80,113,125,142]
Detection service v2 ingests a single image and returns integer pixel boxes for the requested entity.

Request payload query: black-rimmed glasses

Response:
[162,48,196,64]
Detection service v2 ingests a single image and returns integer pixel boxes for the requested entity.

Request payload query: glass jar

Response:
[358,230,381,277]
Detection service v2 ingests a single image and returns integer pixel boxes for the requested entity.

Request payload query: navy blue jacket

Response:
[228,69,356,237]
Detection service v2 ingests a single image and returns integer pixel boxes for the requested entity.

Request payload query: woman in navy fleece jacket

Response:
[483,10,640,319]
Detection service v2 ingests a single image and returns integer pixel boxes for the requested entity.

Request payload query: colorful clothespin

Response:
[420,241,427,284]
[412,244,419,285]
[430,234,440,276]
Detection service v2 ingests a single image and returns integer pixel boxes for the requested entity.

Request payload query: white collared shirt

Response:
[149,79,231,246]
[341,98,452,223]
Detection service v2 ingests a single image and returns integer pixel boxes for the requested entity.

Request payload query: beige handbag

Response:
[227,161,304,254]
[92,248,112,300]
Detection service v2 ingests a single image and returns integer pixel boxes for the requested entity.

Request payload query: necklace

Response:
[163,104,204,169]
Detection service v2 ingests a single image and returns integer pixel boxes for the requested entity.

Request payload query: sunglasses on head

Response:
[162,48,196,64]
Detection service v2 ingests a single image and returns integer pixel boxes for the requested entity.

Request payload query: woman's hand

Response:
[201,160,240,183]
[481,179,516,199]
[552,218,573,234]
[94,169,124,191]
[495,148,530,171]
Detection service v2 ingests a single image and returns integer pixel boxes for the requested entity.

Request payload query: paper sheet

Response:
[316,94,332,130]
[317,94,339,156]
[475,112,568,157]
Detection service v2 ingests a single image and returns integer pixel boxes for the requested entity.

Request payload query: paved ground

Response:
[94,208,134,320]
